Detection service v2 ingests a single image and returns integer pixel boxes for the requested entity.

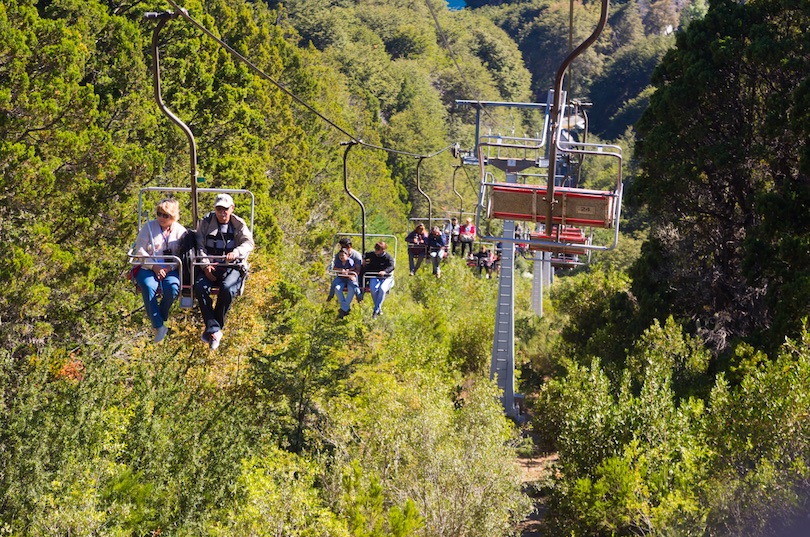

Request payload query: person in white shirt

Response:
[132,198,188,343]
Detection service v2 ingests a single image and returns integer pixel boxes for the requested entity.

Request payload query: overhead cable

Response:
[423,0,498,130]
[163,0,452,160]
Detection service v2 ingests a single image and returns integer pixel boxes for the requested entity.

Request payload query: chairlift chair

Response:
[466,240,495,267]
[328,232,398,292]
[128,187,255,308]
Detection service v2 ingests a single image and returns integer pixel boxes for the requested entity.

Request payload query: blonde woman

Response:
[458,217,476,257]
[132,198,188,342]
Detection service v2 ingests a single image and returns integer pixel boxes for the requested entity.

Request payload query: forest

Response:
[1,0,810,535]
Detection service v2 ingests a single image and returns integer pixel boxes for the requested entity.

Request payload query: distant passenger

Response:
[194,193,254,350]
[328,248,359,318]
[338,237,363,266]
[458,217,476,258]
[132,198,188,343]
[473,246,494,279]
[336,237,363,303]
[405,223,428,275]
[494,241,503,275]
[362,241,395,318]
[426,226,447,278]
[444,217,460,255]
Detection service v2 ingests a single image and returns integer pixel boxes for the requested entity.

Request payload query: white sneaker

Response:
[209,331,223,350]
[154,325,169,343]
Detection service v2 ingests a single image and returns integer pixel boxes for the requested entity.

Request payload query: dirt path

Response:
[516,453,557,537]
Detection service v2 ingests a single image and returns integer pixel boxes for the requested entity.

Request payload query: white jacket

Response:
[133,220,188,270]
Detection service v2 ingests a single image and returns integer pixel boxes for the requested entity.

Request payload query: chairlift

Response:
[466,240,496,268]
[139,13,256,306]
[128,187,255,308]
[476,100,622,254]
[328,142,401,294]
[328,232,399,290]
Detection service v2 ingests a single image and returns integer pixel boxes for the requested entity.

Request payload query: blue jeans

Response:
[408,249,425,273]
[330,276,358,312]
[429,249,444,274]
[369,276,394,314]
[194,266,243,334]
[136,268,180,329]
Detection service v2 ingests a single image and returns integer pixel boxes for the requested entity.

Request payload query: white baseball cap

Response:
[214,193,234,208]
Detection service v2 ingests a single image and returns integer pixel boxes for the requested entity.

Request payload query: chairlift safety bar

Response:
[127,251,185,293]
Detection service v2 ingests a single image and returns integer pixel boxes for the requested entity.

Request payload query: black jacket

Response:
[362,250,395,275]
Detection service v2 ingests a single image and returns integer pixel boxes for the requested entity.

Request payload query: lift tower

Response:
[456,99,553,421]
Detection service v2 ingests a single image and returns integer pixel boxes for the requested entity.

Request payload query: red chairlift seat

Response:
[527,226,589,255]
[488,184,617,229]
[550,252,583,268]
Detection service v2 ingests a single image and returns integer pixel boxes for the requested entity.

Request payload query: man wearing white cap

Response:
[194,193,254,350]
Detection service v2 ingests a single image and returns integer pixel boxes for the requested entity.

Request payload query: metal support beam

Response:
[532,253,543,317]
[491,172,522,421]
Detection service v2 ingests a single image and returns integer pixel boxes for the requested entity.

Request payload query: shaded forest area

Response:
[2,0,810,535]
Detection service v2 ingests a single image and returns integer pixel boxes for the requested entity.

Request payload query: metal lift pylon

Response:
[456,99,553,422]
[455,0,612,421]
[491,176,519,420]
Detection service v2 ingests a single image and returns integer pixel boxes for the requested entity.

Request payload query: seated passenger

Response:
[473,246,494,279]
[405,223,428,275]
[337,237,363,302]
[361,241,395,318]
[194,194,254,350]
[444,217,460,256]
[132,198,188,343]
[458,218,476,257]
[494,242,503,275]
[338,237,363,265]
[426,226,447,278]
[328,248,359,318]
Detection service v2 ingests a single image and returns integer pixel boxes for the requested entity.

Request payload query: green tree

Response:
[633,0,810,355]
[549,266,638,376]
[208,449,351,537]
[587,34,672,138]
[322,371,531,537]
[703,330,810,534]
[538,344,710,535]
[0,0,159,351]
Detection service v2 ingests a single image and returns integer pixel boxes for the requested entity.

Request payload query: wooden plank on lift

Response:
[488,184,616,228]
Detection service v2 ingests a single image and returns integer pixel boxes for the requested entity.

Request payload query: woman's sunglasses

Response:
[156,211,171,219]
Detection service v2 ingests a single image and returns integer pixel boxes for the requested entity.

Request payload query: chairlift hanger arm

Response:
[547,0,610,229]
[415,156,432,228]
[340,140,366,255]
[452,165,464,219]
[146,12,200,224]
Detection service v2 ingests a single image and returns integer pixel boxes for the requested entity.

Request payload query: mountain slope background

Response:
[2,0,810,535]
